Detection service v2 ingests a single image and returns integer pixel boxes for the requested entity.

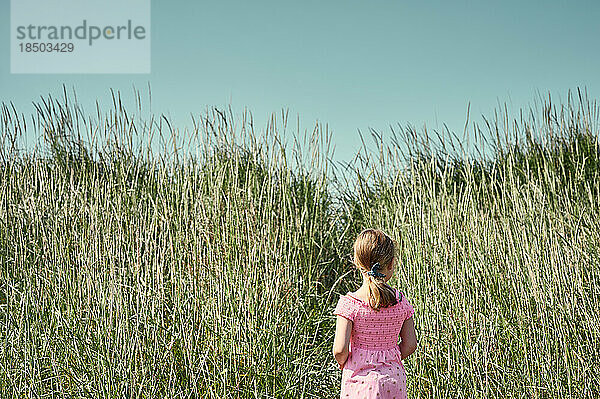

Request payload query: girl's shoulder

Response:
[396,288,409,303]
[332,293,361,321]
[345,291,369,304]
[342,288,406,306]
[334,289,414,320]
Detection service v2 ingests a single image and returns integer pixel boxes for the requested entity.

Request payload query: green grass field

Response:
[1,88,599,398]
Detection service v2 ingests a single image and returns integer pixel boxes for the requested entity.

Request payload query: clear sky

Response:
[1,0,599,161]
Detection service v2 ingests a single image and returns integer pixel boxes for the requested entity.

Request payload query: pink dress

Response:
[333,289,415,399]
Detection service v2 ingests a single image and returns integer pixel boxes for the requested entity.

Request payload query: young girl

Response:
[333,229,417,399]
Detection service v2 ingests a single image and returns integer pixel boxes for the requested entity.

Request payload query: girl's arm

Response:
[399,317,417,359]
[332,315,352,369]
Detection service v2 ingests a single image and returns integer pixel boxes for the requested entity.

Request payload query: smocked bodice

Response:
[333,289,414,350]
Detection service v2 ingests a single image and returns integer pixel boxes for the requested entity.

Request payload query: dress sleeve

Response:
[333,295,357,322]
[401,294,415,321]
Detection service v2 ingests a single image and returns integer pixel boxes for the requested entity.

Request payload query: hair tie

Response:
[366,262,386,278]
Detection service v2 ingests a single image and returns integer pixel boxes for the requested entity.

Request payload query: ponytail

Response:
[353,229,399,311]
[367,272,398,310]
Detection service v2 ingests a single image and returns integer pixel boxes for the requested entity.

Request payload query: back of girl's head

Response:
[353,228,398,310]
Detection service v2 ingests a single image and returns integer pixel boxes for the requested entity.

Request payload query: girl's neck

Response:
[352,281,371,300]
[353,276,393,298]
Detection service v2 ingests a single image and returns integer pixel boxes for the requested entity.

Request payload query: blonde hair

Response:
[353,229,398,310]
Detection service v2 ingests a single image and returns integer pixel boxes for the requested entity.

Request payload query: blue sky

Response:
[1,0,599,161]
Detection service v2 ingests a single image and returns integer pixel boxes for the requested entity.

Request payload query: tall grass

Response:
[1,87,599,398]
